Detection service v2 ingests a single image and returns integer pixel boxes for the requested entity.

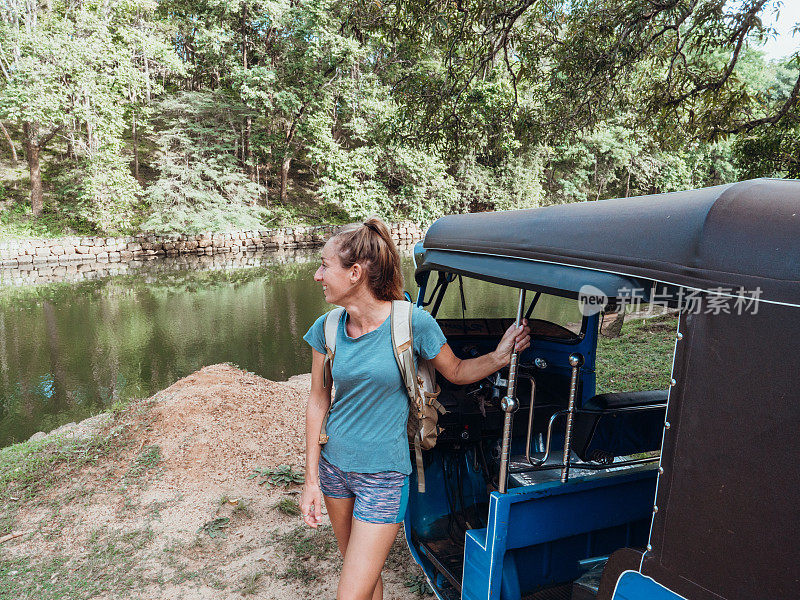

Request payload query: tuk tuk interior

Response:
[407,254,670,600]
[405,178,800,600]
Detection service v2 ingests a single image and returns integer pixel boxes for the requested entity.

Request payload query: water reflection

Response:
[0,247,580,447]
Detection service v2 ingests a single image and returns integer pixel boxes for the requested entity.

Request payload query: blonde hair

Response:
[329,217,404,302]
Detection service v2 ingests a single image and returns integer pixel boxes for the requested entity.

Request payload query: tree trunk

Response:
[264,160,272,205]
[245,115,253,179]
[67,127,75,159]
[132,108,139,180]
[595,177,605,202]
[254,158,260,205]
[600,309,625,338]
[241,122,247,165]
[0,122,17,164]
[22,122,44,217]
[625,168,631,198]
[280,154,292,204]
[28,144,43,216]
[85,92,94,155]
[144,57,151,103]
[242,4,248,69]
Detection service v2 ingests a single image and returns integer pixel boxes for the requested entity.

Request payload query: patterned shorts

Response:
[318,456,410,525]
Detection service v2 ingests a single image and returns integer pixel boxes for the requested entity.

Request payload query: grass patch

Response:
[0,437,62,504]
[198,517,230,539]
[217,495,251,516]
[144,497,177,521]
[280,562,319,584]
[276,496,301,516]
[231,498,251,517]
[87,525,156,561]
[272,524,337,583]
[0,527,156,599]
[277,524,337,560]
[248,464,305,488]
[0,199,96,240]
[0,431,123,534]
[238,570,271,596]
[0,436,76,502]
[0,398,154,536]
[202,496,252,538]
[168,564,228,589]
[596,312,677,394]
[125,444,161,479]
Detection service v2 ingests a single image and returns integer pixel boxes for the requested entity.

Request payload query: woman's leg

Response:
[337,519,401,600]
[325,495,356,557]
[324,465,408,600]
[325,496,387,600]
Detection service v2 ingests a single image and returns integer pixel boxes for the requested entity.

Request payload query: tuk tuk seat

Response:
[573,391,668,463]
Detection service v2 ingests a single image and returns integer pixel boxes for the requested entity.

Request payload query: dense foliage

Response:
[0,0,797,234]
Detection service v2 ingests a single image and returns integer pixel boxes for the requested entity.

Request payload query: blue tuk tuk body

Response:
[403,179,800,600]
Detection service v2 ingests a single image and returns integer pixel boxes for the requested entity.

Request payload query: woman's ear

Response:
[349,263,362,285]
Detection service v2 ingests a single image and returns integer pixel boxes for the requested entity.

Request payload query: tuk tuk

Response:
[405,178,800,600]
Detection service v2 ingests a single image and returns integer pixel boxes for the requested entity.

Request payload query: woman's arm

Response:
[301,348,332,528]
[430,320,531,385]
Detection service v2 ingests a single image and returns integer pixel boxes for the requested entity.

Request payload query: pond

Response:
[0,247,581,447]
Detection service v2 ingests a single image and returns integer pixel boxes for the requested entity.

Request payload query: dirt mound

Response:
[150,364,306,490]
[1,365,419,600]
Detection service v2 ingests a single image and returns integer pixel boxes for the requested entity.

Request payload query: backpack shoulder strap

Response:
[322,307,345,389]
[391,300,417,403]
[392,300,430,493]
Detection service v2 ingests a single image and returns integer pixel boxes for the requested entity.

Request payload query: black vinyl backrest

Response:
[582,390,668,411]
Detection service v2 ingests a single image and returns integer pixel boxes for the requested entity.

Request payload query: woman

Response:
[300,218,530,600]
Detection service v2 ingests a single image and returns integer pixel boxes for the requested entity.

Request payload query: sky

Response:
[760,1,800,60]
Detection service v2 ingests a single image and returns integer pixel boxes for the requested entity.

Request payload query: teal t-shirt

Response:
[303,305,447,475]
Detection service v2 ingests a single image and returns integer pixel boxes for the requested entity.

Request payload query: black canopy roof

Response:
[420,178,800,306]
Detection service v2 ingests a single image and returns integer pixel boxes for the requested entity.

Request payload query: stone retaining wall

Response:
[0,221,423,269]
[0,247,319,287]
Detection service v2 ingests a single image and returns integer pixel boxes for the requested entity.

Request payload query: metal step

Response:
[419,539,463,593]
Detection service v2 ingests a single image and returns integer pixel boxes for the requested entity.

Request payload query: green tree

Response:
[142,91,269,233]
[733,56,800,177]
[0,0,179,230]
[0,4,73,216]
[1,0,796,235]
[232,0,361,203]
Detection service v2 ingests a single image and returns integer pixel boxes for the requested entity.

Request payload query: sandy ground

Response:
[2,364,422,600]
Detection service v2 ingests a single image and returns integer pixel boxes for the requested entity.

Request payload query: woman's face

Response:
[314,240,358,304]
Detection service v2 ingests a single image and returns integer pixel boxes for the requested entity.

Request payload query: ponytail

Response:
[329,217,404,302]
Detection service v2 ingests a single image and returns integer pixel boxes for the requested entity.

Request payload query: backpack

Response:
[318,299,445,493]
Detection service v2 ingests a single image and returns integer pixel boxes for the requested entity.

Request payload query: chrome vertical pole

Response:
[561,353,584,483]
[524,378,537,465]
[498,288,526,493]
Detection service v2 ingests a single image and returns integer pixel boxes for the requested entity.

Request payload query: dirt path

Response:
[0,365,425,600]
